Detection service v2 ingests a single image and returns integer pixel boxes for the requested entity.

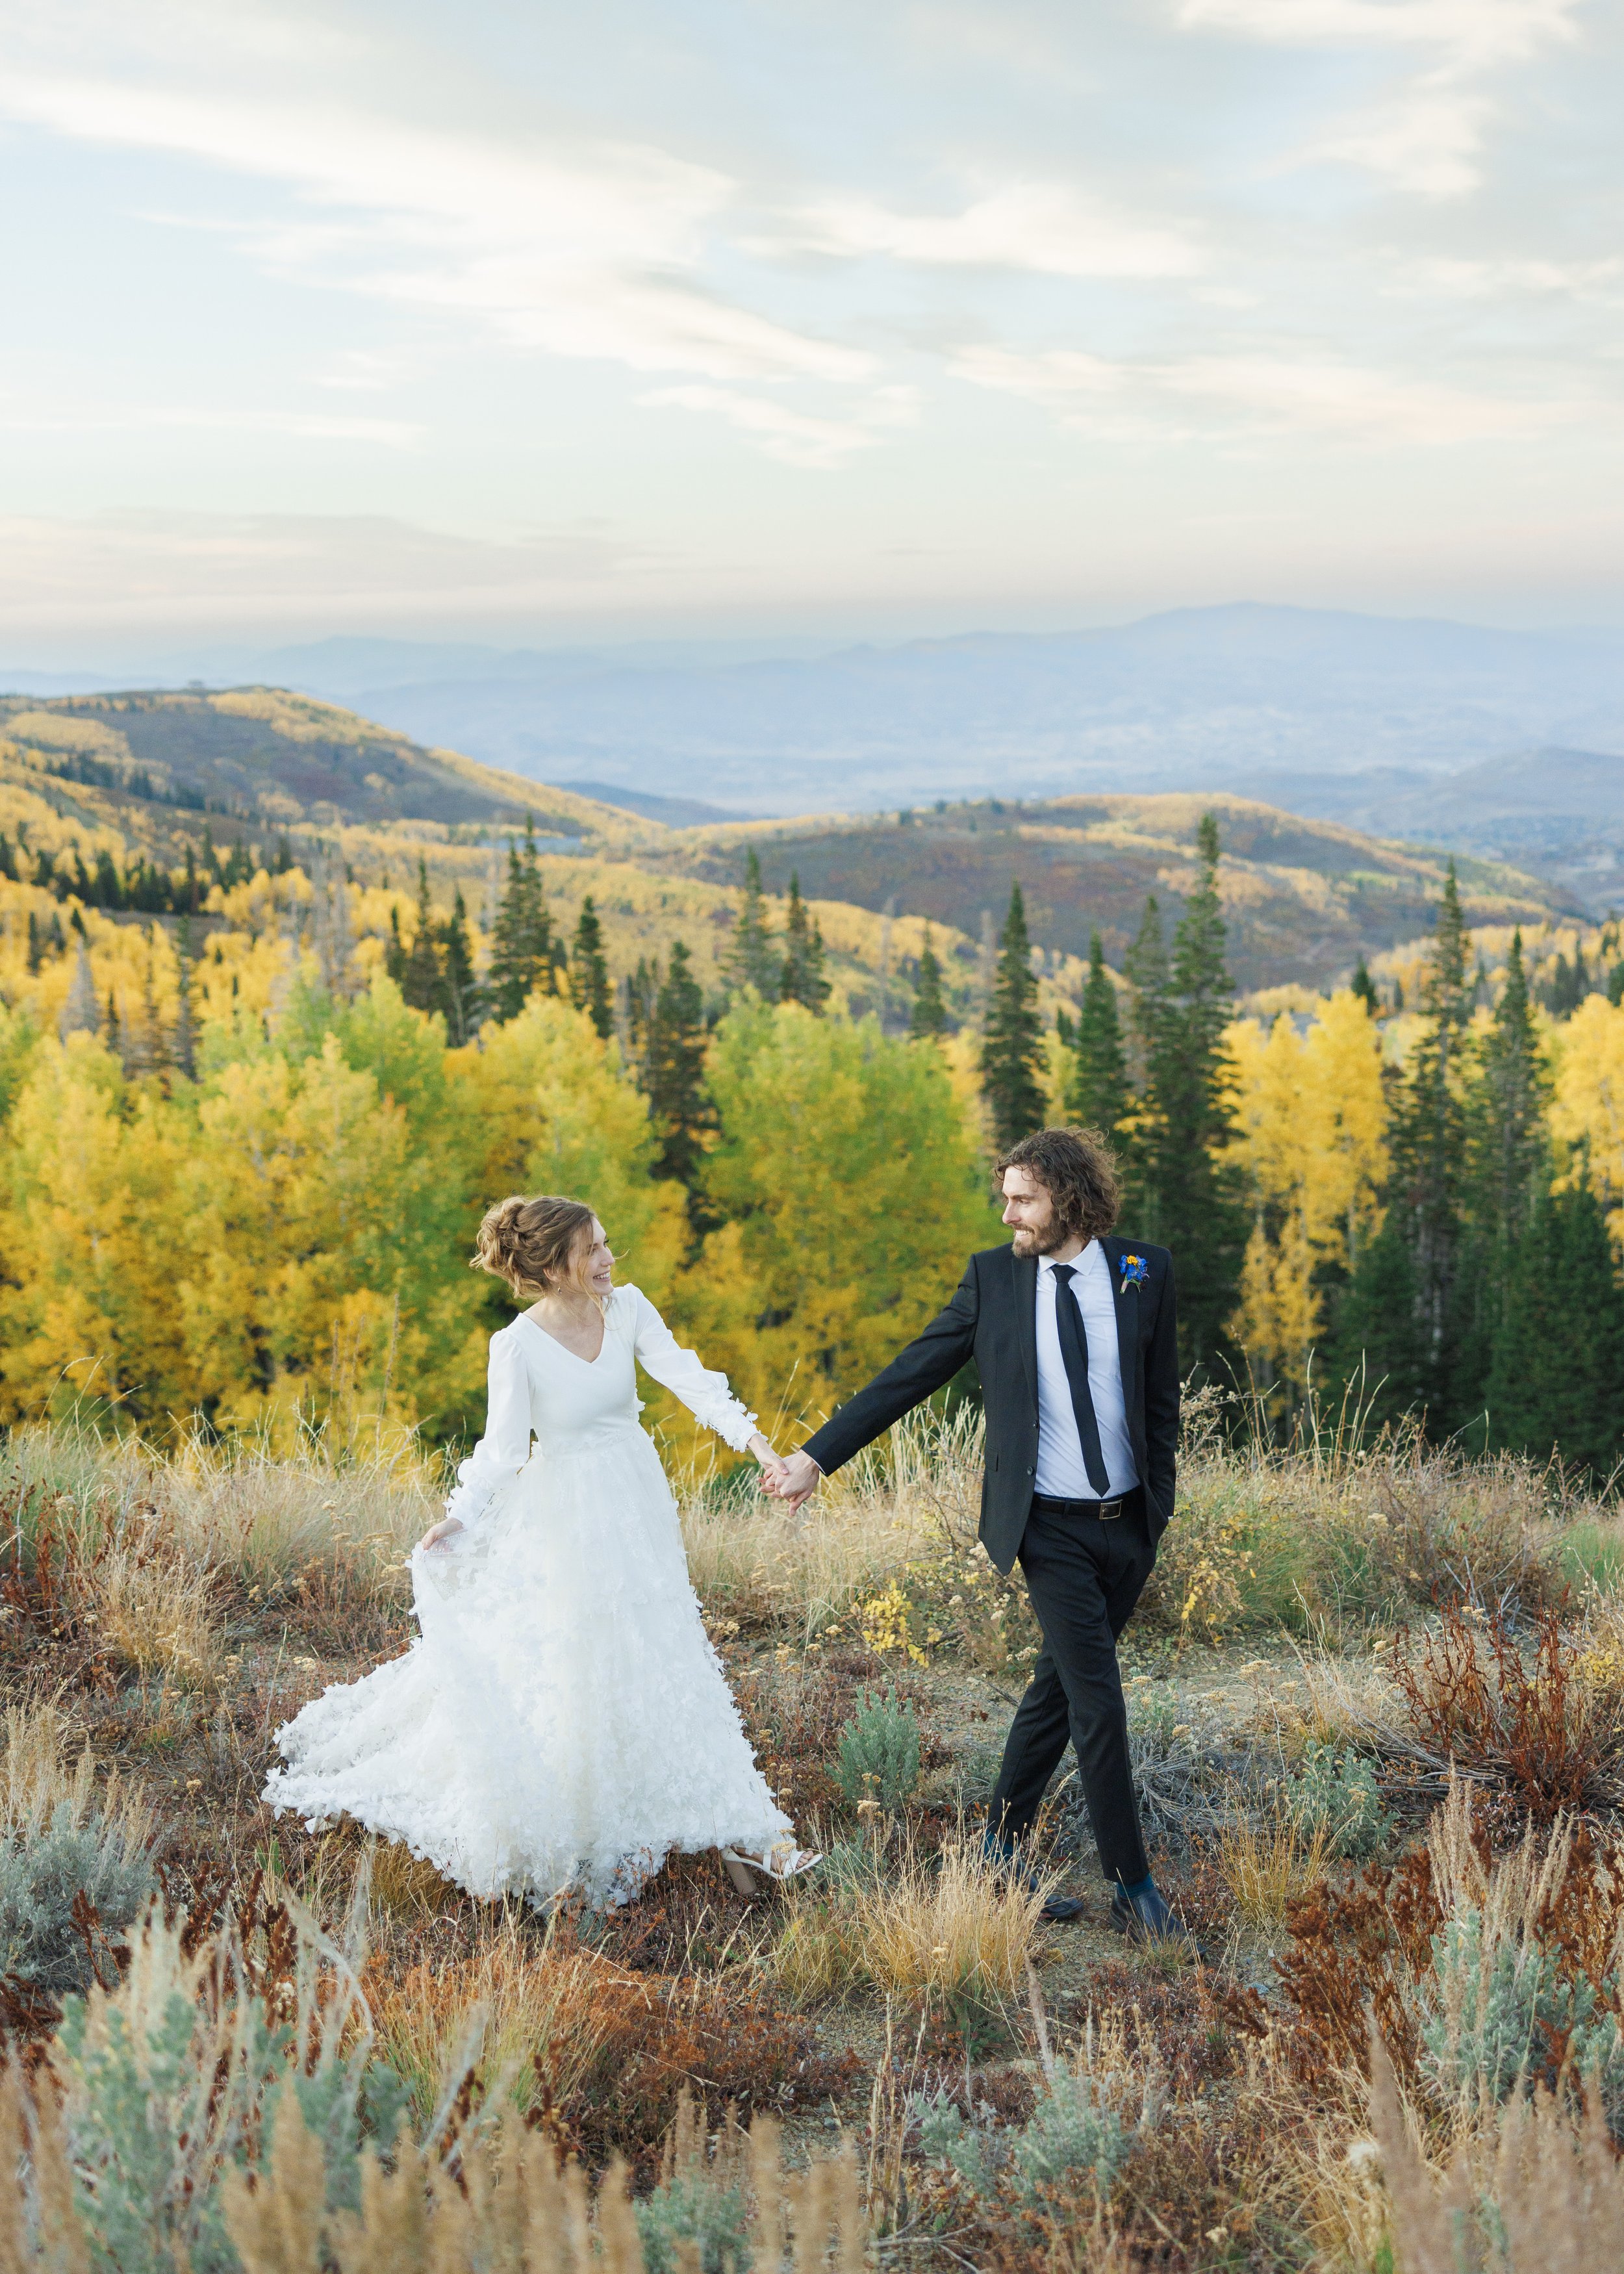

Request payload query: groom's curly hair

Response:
[997,1127,1121,1246]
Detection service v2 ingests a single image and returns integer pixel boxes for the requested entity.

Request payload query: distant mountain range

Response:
[6,604,1622,907]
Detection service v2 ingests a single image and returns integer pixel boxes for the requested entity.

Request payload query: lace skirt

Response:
[262,1422,790,1905]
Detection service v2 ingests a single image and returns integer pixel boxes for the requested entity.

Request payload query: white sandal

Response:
[721,1841,822,1891]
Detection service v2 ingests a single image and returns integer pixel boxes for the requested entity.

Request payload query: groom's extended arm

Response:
[798,1257,982,1478]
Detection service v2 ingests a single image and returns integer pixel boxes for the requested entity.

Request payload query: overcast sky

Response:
[3,0,1622,656]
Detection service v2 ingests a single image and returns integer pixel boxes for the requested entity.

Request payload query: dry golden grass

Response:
[77,1511,226,1689]
[6,1412,438,1596]
[773,1823,1052,2012]
[0,1693,154,1853]
[366,1908,620,2124]
[679,1405,986,1649]
[856,1826,1052,2006]
[1366,2027,1624,2273]
[1215,1807,1330,1928]
[679,1481,932,1646]
[218,2095,870,2274]
[1245,1647,1406,1766]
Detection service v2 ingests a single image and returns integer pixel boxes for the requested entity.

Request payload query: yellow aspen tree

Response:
[678,998,1002,1437]
[1224,990,1388,1396]
[179,1040,420,1436]
[0,1034,190,1425]
[1547,993,1624,1248]
[457,992,686,1305]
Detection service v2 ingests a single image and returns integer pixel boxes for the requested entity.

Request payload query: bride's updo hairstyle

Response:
[472,1195,600,1303]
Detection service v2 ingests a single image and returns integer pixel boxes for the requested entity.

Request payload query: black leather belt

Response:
[1031,1490,1134,1522]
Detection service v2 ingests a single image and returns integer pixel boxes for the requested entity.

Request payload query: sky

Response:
[3,0,1623,659]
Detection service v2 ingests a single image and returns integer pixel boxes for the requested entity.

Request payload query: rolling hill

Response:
[168,609,1624,854]
[0,688,1579,1012]
[0,687,624,848]
[639,793,1575,997]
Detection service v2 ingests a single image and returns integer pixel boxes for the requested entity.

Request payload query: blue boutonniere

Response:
[1119,1253,1148,1292]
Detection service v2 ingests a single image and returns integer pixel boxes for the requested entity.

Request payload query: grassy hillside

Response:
[0,687,636,848]
[647,791,1576,995]
[11,1412,1624,2268]
[0,689,991,1028]
[0,690,1577,1009]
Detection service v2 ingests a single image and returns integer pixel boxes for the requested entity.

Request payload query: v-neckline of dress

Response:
[517,1310,609,1368]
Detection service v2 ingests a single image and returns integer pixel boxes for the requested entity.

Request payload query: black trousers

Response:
[985,1490,1154,1885]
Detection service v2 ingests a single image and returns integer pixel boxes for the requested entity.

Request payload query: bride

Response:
[264,1194,818,1908]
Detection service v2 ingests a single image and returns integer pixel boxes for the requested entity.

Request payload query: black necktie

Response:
[1050,1263,1112,1497]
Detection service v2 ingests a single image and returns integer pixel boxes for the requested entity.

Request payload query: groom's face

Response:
[1001,1166,1063,1256]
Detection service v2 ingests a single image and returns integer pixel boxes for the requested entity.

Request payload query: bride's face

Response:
[583,1218,615,1298]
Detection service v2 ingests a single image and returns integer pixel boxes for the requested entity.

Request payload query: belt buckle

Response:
[1097,1496,1124,1520]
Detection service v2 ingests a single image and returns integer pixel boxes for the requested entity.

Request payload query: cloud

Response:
[1388,253,1624,300]
[1175,0,1578,68]
[639,383,917,469]
[952,342,1568,445]
[772,183,1201,280]
[0,402,422,445]
[1177,0,1583,196]
[2,69,871,389]
[0,509,652,634]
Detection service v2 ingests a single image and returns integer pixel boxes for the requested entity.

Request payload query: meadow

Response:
[8,723,1624,2268]
[8,1396,1624,2271]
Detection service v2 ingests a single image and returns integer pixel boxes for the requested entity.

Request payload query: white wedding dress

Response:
[264,1286,791,1906]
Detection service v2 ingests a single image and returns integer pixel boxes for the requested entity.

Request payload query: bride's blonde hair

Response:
[472,1195,600,1302]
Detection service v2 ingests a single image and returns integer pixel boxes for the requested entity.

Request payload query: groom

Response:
[768,1126,1186,1939]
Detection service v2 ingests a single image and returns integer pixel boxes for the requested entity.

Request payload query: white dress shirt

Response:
[1033,1244,1139,1500]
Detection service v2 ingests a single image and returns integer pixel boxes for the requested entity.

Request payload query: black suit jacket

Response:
[801,1236,1178,1576]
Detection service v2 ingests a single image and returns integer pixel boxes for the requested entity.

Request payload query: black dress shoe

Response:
[982,1833,1084,1923]
[1108,1882,1196,1945]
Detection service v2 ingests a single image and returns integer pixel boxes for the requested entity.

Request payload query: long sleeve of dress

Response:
[441,1329,533,1535]
[627,1288,759,1451]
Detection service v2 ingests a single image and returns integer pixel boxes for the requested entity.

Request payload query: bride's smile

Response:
[520,1216,615,1366]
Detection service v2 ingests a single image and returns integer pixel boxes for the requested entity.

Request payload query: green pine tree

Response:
[724,849,778,995]
[385,904,408,988]
[1147,815,1246,1369]
[909,924,948,1039]
[1473,931,1549,1261]
[780,874,830,1012]
[1451,929,1553,1435]
[438,886,483,1045]
[980,882,1047,1151]
[1351,954,1380,1016]
[1123,894,1171,1095]
[1067,931,1128,1136]
[569,895,615,1038]
[1485,1179,1624,1479]
[173,914,197,1081]
[1328,1208,1432,1430]
[646,940,717,1214]
[400,858,450,1021]
[1333,863,1472,1430]
[487,817,557,1021]
[625,954,661,1074]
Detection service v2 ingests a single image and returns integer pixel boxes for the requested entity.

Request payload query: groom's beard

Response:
[1010,1221,1072,1258]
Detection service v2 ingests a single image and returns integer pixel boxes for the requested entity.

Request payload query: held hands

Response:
[763,1448,822,1514]
[417,1518,465,1553]
[747,1433,791,1497]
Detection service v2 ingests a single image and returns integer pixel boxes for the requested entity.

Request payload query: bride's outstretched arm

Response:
[627,1286,785,1481]
[418,1330,533,1550]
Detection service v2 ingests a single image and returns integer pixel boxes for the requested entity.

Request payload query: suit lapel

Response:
[1102,1238,1141,1420]
[1010,1247,1039,1413]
